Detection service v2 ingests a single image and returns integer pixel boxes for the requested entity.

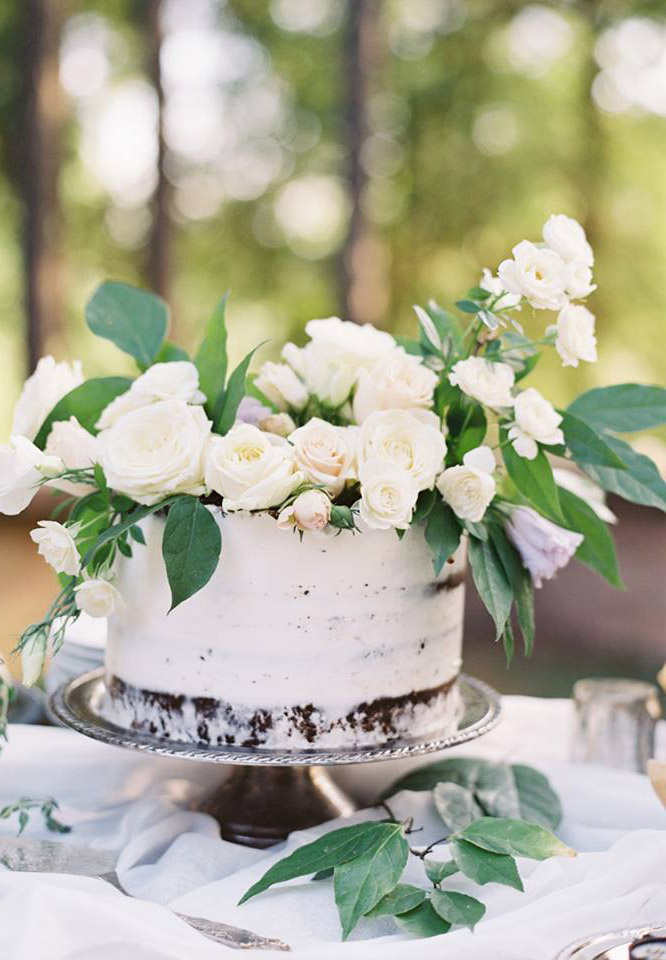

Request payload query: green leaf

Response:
[560,411,626,469]
[162,497,222,611]
[450,839,523,891]
[424,859,459,886]
[93,463,108,493]
[86,282,168,367]
[334,825,409,939]
[239,821,393,904]
[382,757,488,799]
[511,765,562,830]
[462,519,488,541]
[364,884,427,918]
[154,341,189,363]
[582,435,666,513]
[488,525,535,657]
[558,488,623,587]
[468,537,513,639]
[502,618,515,666]
[425,300,464,352]
[425,501,462,576]
[431,890,486,930]
[195,293,229,420]
[81,497,180,568]
[459,818,575,861]
[457,406,488,461]
[33,377,133,449]
[412,489,436,526]
[129,525,146,546]
[311,868,334,882]
[433,782,483,833]
[502,442,563,523]
[467,286,492,301]
[215,342,267,435]
[568,384,666,432]
[394,901,451,938]
[329,504,357,531]
[456,299,481,314]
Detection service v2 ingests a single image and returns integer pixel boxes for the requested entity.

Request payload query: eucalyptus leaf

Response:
[394,901,451,938]
[568,384,666,432]
[450,839,523,891]
[558,487,623,588]
[86,282,168,367]
[195,293,229,420]
[425,500,462,576]
[162,497,222,611]
[582,435,666,513]
[424,859,459,886]
[433,782,483,832]
[560,411,627,469]
[215,342,267,435]
[364,883,427,918]
[33,377,133,449]
[459,818,575,861]
[431,890,486,930]
[502,443,563,523]
[468,537,513,639]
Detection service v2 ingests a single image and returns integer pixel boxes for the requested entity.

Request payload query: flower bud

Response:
[277,489,331,532]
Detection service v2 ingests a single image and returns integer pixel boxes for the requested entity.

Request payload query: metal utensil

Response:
[555,924,666,960]
[0,836,290,952]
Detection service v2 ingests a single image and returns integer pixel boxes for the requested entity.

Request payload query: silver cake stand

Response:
[51,668,501,848]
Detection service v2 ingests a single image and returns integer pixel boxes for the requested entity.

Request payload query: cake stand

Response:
[50,668,501,848]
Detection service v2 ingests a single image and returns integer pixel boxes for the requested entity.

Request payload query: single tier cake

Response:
[104,510,465,749]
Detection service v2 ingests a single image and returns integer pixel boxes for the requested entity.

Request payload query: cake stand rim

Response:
[49,668,501,766]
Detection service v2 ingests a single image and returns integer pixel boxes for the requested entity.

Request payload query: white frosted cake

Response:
[104,511,465,749]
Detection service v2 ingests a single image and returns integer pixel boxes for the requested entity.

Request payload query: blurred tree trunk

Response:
[144,0,171,303]
[339,0,387,326]
[21,0,66,372]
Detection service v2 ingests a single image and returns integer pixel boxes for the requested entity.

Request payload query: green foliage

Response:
[424,859,459,886]
[468,536,513,639]
[450,838,523,891]
[33,377,132,449]
[364,884,427,918]
[558,488,623,588]
[433,781,483,832]
[582,435,666,513]
[162,497,222,611]
[394,901,451,938]
[488,525,535,657]
[0,797,70,835]
[559,411,627,469]
[154,342,190,363]
[431,890,486,929]
[568,384,666,433]
[215,342,267,435]
[501,443,563,523]
[425,500,462,576]
[459,818,574,860]
[86,282,169,368]
[329,504,358,531]
[195,293,229,420]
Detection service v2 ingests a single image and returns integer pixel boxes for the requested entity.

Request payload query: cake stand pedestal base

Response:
[198,766,357,848]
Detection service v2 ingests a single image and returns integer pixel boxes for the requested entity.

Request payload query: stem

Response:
[409,836,451,860]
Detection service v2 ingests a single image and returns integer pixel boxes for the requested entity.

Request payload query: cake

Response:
[105,511,466,749]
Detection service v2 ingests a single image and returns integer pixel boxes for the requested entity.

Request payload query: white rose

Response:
[99,399,211,505]
[75,577,123,618]
[11,356,84,442]
[358,459,419,531]
[436,446,496,522]
[21,639,46,687]
[259,412,297,438]
[289,418,357,496]
[449,357,515,409]
[255,362,308,412]
[508,388,564,460]
[479,268,522,310]
[0,436,63,516]
[45,417,99,495]
[505,505,583,588]
[565,262,596,300]
[277,489,331,532]
[96,362,205,430]
[553,467,617,524]
[359,409,446,491]
[542,214,594,267]
[352,347,438,423]
[550,303,597,368]
[30,520,81,576]
[205,423,302,511]
[498,240,569,311]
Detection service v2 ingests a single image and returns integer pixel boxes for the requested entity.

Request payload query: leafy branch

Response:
[0,798,71,836]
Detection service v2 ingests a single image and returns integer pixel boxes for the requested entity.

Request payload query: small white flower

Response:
[290,418,357,496]
[358,459,419,531]
[542,214,594,268]
[0,436,63,516]
[45,417,99,495]
[21,639,46,687]
[505,505,583,588]
[205,423,303,511]
[358,409,446,491]
[553,467,617,524]
[96,362,205,430]
[255,361,308,412]
[75,577,123,618]
[565,262,596,300]
[436,446,496,523]
[449,357,515,410]
[352,347,438,423]
[549,303,597,368]
[259,412,298,438]
[277,489,331,532]
[99,399,211,505]
[30,520,81,576]
[508,388,564,460]
[480,268,522,311]
[11,356,84,442]
[498,240,570,311]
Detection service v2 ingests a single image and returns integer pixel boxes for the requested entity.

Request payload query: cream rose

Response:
[358,409,446,491]
[550,303,597,368]
[352,347,438,423]
[542,214,594,267]
[99,399,211,505]
[277,489,331,532]
[289,418,357,496]
[12,356,84,441]
[358,459,419,531]
[565,262,596,300]
[449,357,515,410]
[498,240,569,311]
[45,417,99,495]
[75,577,123,618]
[436,446,496,522]
[508,388,564,460]
[205,423,302,511]
[30,520,81,576]
[96,361,205,429]
[0,436,63,516]
[255,362,308,412]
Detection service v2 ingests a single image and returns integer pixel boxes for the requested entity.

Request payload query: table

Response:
[0,696,664,959]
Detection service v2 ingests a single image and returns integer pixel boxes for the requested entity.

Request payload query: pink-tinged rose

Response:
[277,489,331,532]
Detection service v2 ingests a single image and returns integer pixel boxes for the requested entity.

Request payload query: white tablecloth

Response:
[0,696,664,960]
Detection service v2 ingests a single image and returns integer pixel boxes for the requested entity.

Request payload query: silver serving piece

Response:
[51,669,500,847]
[0,836,290,951]
[572,678,662,772]
[554,923,666,960]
